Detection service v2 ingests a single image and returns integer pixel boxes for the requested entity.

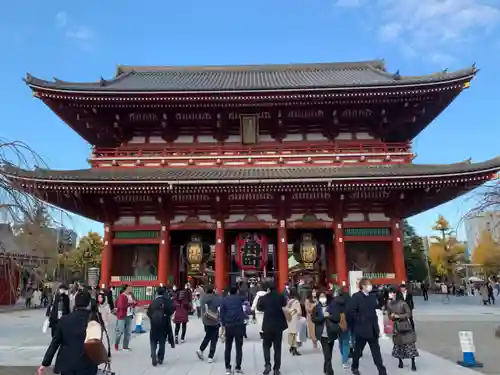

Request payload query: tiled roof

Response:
[4,158,500,183]
[25,60,476,93]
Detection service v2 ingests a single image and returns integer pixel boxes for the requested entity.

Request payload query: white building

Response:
[464,211,500,258]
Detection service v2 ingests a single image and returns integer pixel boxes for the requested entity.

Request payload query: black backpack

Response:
[150,300,166,327]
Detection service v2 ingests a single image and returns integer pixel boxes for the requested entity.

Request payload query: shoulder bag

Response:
[84,314,110,365]
[204,303,218,321]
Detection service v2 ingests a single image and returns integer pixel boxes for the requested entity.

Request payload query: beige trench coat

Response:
[305,299,317,341]
[286,298,302,334]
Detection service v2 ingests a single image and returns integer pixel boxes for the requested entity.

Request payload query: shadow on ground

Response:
[0,367,39,375]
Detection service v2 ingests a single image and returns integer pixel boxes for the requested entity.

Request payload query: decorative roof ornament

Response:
[393,70,401,80]
[100,77,107,87]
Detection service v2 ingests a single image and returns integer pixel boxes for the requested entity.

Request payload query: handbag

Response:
[204,306,218,321]
[97,363,115,375]
[84,314,110,365]
[42,318,49,334]
[394,319,412,334]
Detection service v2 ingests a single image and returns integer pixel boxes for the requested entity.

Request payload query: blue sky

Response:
[1,0,500,240]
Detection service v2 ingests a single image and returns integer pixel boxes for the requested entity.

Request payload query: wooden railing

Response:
[92,141,411,159]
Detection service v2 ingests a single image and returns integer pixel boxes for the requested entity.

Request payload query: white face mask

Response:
[172,286,177,291]
[388,293,396,300]
[59,289,66,295]
[319,297,327,305]
[312,292,317,297]
[364,284,373,293]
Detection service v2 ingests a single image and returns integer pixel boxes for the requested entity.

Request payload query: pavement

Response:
[0,300,492,375]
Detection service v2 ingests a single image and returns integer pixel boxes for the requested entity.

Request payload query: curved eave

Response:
[4,159,500,188]
[24,70,476,96]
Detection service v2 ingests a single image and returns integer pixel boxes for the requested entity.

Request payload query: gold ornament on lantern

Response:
[186,235,203,271]
[300,233,317,269]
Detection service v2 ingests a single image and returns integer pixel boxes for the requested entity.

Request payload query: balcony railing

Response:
[92,141,411,160]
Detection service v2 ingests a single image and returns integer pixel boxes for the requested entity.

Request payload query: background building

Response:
[464,211,500,258]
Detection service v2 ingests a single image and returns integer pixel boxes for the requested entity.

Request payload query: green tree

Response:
[64,232,103,276]
[403,220,428,281]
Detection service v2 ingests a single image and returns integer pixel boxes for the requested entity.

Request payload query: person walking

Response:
[421,282,429,301]
[284,288,302,356]
[251,284,268,339]
[397,284,415,330]
[305,289,318,349]
[96,292,112,328]
[114,284,136,351]
[257,281,288,375]
[45,284,70,338]
[347,278,387,375]
[311,290,342,375]
[173,285,191,343]
[38,290,110,375]
[220,284,246,375]
[329,288,351,369]
[146,286,174,366]
[387,286,418,371]
[196,284,221,363]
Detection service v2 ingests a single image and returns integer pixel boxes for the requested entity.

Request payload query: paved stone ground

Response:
[0,306,488,375]
[413,294,500,375]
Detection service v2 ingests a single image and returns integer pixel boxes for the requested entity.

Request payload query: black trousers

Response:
[175,322,187,340]
[351,336,387,375]
[150,335,166,362]
[409,316,415,331]
[422,290,428,300]
[262,331,283,371]
[224,324,244,370]
[319,337,334,375]
[200,325,219,359]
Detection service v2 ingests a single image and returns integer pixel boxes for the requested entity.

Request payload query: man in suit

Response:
[346,278,387,375]
[397,283,415,330]
[45,284,70,338]
[147,286,174,366]
[38,291,101,375]
[257,281,288,375]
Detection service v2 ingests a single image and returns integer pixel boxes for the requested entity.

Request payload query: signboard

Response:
[459,331,475,353]
[145,286,153,296]
[349,271,363,296]
[87,267,99,288]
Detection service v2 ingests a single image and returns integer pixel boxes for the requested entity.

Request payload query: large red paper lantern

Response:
[235,233,267,271]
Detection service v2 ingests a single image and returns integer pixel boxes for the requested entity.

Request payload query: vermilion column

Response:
[334,219,348,286]
[215,221,226,293]
[158,224,170,285]
[391,218,407,283]
[277,220,289,291]
[100,224,113,288]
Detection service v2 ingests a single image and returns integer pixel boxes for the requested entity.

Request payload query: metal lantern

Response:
[298,233,318,269]
[186,234,203,271]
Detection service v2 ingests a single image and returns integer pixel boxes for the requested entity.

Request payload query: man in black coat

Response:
[257,281,288,375]
[38,291,101,375]
[346,278,387,375]
[146,287,174,366]
[45,284,70,338]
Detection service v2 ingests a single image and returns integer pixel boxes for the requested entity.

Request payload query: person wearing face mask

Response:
[397,284,415,330]
[45,284,70,338]
[311,291,341,375]
[346,278,387,375]
[386,286,418,371]
[305,289,318,349]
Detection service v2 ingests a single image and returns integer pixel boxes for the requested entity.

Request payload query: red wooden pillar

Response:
[100,224,113,288]
[391,218,407,283]
[277,220,288,291]
[215,221,226,293]
[158,224,170,285]
[334,218,348,286]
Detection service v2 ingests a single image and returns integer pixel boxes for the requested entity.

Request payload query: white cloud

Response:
[55,11,67,28]
[66,27,93,41]
[336,0,500,65]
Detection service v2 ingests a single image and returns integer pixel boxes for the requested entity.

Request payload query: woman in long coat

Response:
[173,286,191,343]
[386,286,419,371]
[285,288,302,355]
[305,289,318,349]
[251,284,268,338]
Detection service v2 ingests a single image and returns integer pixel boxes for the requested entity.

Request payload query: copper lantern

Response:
[186,235,203,271]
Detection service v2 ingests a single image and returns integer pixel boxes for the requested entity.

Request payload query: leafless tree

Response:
[464,180,500,219]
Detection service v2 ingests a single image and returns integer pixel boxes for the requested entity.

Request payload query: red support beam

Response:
[158,224,170,285]
[100,224,113,288]
[277,220,289,291]
[334,217,348,287]
[391,218,407,283]
[215,221,226,293]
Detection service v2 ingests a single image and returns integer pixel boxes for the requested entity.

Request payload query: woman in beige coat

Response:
[305,289,318,349]
[285,289,302,356]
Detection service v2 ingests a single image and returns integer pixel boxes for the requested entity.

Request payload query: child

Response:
[242,299,252,339]
[193,293,201,318]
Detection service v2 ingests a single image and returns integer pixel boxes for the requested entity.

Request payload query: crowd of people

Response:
[36,278,419,375]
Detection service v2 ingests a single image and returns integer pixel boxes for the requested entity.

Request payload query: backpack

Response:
[339,312,348,332]
[84,314,109,365]
[150,300,166,327]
